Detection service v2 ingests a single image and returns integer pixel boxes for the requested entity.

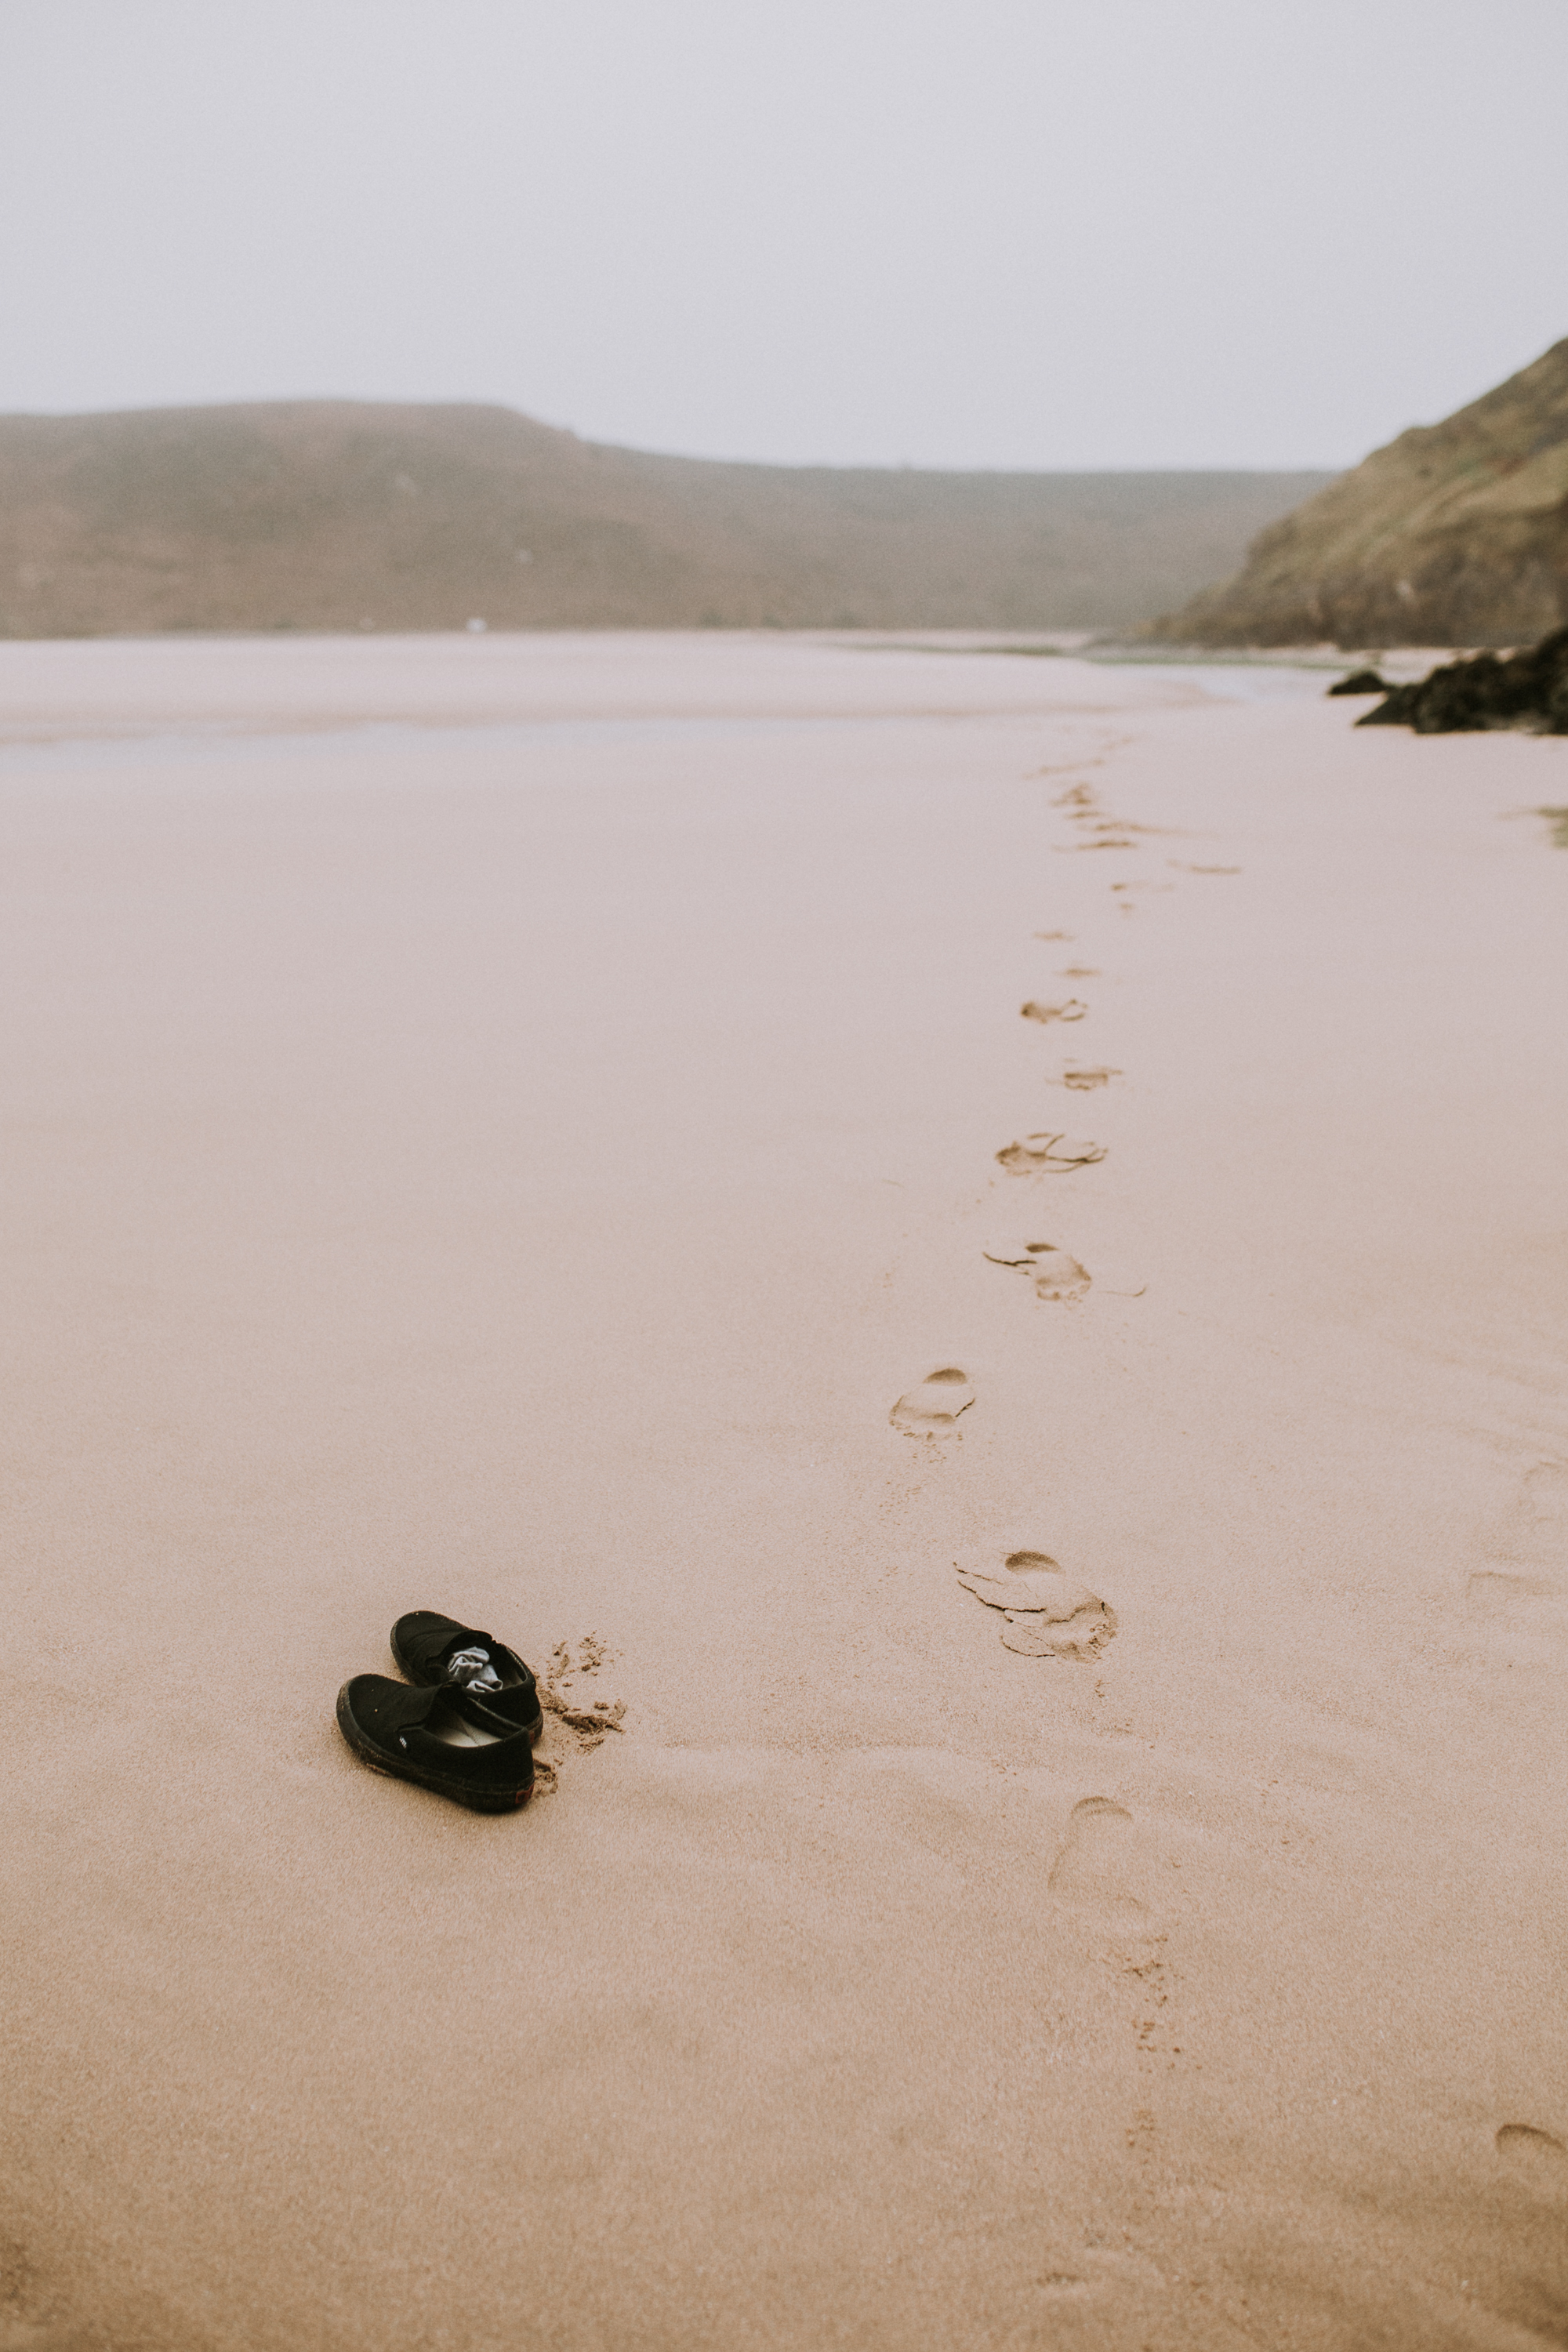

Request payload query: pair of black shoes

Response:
[336,1611,543,1812]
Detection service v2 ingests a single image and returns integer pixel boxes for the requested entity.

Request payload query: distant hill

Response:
[1156,339,1568,648]
[0,401,1330,637]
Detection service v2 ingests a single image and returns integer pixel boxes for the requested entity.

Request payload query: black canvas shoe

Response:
[390,1610,543,1739]
[336,1675,535,1811]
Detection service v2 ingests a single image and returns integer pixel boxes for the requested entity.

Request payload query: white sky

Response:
[2,0,1565,470]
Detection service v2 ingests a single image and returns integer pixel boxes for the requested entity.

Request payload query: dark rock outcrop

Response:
[1153,338,1568,648]
[1327,669,1389,696]
[1356,626,1568,733]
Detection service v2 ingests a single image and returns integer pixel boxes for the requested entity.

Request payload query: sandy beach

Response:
[3,630,1567,2352]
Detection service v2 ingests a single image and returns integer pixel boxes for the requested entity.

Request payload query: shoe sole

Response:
[389,1624,543,1744]
[336,1686,532,1813]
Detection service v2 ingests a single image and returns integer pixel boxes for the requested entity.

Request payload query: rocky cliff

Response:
[1156,339,1568,648]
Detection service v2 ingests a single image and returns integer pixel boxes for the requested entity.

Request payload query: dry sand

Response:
[2,632,1566,2352]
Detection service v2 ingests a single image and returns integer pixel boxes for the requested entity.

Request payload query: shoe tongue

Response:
[419,1680,514,1737]
[440,1633,503,1693]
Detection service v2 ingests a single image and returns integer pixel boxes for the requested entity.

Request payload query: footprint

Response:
[1169,861,1241,876]
[1497,2125,1568,2202]
[1111,879,1175,915]
[1054,798,1150,849]
[1048,1795,1149,1918]
[982,1238,1091,1303]
[891,1367,975,1437]
[996,1131,1107,1174]
[1462,1463,1568,1661]
[1058,1066,1120,1091]
[541,1636,626,1751]
[1510,1461,1568,1563]
[1059,965,1101,978]
[1021,999,1087,1025]
[955,1548,1117,1657]
[1034,930,1075,942]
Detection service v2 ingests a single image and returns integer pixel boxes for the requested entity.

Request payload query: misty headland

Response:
[0,398,1327,638]
[5,335,1566,653]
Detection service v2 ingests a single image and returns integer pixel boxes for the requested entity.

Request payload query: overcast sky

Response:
[2,0,1565,471]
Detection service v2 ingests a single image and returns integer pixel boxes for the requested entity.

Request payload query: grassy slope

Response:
[1157,339,1568,648]
[0,400,1331,637]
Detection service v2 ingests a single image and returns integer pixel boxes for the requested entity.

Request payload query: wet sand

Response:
[3,632,1567,2351]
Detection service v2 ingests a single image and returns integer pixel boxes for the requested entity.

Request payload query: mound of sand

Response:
[1156,336,1568,648]
[0,399,1330,637]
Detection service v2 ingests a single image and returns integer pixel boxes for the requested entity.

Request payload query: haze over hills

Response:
[0,401,1332,639]
[1158,338,1568,648]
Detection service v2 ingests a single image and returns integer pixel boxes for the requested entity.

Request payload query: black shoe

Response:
[390,1610,544,1739]
[336,1675,535,1811]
